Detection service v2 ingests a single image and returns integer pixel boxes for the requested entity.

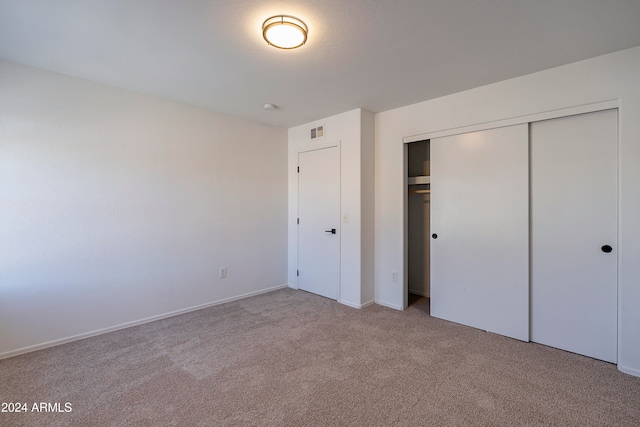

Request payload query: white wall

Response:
[288,109,374,308]
[360,110,375,304]
[374,46,640,376]
[0,60,288,358]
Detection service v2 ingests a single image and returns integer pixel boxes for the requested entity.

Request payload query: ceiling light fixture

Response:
[262,15,308,49]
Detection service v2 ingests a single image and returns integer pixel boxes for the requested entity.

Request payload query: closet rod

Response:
[409,189,430,194]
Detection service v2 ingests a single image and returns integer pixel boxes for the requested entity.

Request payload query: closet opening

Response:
[407,139,430,310]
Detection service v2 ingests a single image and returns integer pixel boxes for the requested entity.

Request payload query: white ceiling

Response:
[1,0,640,128]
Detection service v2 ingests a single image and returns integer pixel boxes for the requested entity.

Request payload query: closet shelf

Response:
[408,175,430,185]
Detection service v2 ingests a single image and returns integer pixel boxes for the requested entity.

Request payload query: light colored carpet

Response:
[1,288,639,426]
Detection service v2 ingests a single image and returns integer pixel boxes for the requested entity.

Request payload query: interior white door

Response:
[530,109,618,363]
[430,124,529,341]
[298,146,340,300]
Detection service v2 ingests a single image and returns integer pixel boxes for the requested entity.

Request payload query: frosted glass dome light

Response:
[263,15,308,49]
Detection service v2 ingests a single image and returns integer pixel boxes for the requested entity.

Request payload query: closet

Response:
[407,140,430,302]
[413,109,618,362]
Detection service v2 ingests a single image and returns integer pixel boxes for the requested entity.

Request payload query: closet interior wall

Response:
[407,140,430,298]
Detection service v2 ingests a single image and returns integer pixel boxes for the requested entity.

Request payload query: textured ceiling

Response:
[1,0,640,128]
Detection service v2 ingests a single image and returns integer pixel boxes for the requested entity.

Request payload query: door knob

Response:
[601,245,613,253]
[325,228,336,234]
[432,233,438,239]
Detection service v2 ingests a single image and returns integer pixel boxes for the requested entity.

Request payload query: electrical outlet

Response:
[220,268,227,279]
[391,271,398,282]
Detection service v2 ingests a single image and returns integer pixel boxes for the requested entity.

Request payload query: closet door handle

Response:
[325,229,337,234]
[432,233,438,239]
[601,245,613,253]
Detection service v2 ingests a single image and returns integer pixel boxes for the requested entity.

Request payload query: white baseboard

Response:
[408,289,430,297]
[361,300,375,308]
[288,283,299,290]
[619,365,640,378]
[0,284,288,361]
[375,300,403,310]
[339,299,375,309]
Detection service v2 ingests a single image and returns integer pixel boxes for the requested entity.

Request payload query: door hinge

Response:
[297,218,299,224]
[297,167,300,173]
[296,270,299,277]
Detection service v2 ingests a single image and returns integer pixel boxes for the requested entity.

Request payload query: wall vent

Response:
[310,125,324,140]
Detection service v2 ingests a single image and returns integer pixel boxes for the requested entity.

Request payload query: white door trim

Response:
[297,140,341,154]
[403,99,619,144]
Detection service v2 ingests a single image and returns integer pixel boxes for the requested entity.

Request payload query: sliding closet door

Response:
[430,124,529,341]
[530,109,618,363]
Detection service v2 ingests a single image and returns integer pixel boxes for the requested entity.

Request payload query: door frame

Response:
[296,141,342,299]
